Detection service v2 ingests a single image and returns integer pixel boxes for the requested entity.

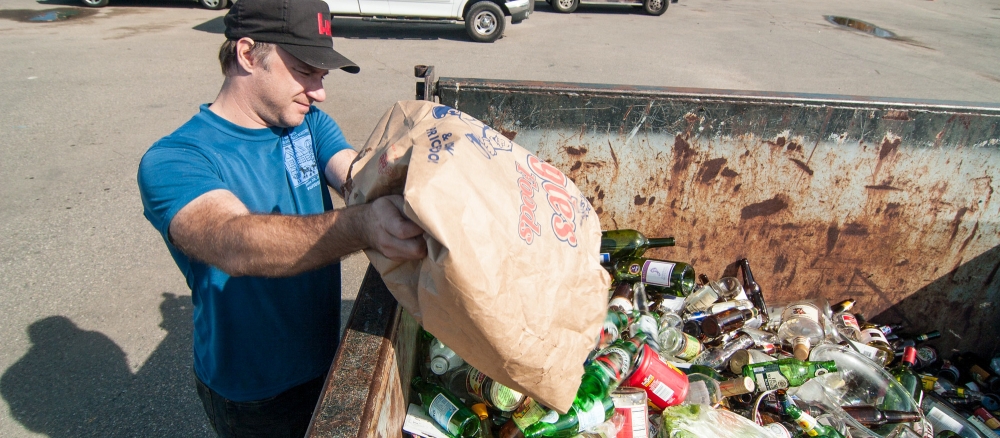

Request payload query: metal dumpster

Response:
[307,68,1000,437]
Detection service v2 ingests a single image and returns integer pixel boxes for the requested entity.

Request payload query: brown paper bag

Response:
[345,100,610,413]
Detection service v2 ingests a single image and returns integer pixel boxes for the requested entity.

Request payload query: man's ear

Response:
[235,37,258,74]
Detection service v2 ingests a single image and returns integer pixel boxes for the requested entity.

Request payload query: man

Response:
[137,0,427,436]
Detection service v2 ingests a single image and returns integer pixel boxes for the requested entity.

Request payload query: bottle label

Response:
[609,297,634,313]
[782,304,820,324]
[512,397,547,430]
[839,314,860,330]
[486,382,523,412]
[676,332,702,361]
[428,393,459,429]
[861,328,889,345]
[537,409,559,425]
[467,368,487,401]
[596,346,631,378]
[601,321,620,347]
[641,261,675,287]
[927,407,965,434]
[749,363,789,391]
[576,400,606,432]
[616,404,649,438]
[848,340,882,362]
[600,253,611,264]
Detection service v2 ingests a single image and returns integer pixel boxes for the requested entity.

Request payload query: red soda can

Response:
[623,344,689,410]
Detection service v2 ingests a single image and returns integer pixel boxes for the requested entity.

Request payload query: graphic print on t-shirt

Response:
[282,130,320,190]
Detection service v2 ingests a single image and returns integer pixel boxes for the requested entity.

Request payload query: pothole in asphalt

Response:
[824,15,896,38]
[0,8,98,23]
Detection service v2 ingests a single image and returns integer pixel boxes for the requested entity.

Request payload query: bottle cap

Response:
[719,376,756,397]
[471,403,489,420]
[902,346,918,366]
[430,356,450,375]
[792,337,811,361]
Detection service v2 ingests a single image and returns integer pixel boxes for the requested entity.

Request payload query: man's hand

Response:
[363,195,427,261]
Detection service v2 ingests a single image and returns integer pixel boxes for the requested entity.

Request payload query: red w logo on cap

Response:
[317,13,332,37]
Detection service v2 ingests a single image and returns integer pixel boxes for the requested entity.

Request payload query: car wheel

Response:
[552,0,578,13]
[81,0,109,7]
[200,0,228,10]
[465,1,505,43]
[643,0,667,15]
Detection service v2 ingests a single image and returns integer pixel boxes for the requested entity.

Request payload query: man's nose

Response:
[306,80,326,103]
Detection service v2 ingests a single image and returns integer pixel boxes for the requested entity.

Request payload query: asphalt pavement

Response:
[0,0,998,435]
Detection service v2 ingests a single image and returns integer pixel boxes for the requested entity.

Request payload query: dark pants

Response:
[195,373,325,438]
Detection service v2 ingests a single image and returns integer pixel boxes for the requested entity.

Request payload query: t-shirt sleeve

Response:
[309,108,354,171]
[137,143,228,241]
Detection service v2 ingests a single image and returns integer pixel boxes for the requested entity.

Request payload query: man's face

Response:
[250,46,329,128]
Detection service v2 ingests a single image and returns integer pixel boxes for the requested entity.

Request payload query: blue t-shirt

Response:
[137,104,353,402]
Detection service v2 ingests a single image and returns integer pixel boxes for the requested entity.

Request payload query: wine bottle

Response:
[738,258,769,325]
[413,376,482,438]
[600,229,675,264]
[742,358,838,391]
[888,346,922,403]
[613,257,696,297]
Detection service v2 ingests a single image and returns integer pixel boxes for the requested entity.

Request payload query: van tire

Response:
[81,0,109,6]
[552,0,578,13]
[465,1,505,43]
[642,0,667,15]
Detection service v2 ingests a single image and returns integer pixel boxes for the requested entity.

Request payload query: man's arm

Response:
[325,148,357,197]
[168,189,425,278]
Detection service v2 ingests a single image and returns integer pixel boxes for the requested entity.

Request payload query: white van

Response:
[324,0,532,42]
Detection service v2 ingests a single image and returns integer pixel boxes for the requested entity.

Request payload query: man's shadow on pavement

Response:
[1,293,213,437]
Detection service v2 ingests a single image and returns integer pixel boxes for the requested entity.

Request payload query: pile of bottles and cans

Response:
[406,229,1000,438]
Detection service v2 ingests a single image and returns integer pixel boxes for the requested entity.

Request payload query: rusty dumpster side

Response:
[309,74,1000,437]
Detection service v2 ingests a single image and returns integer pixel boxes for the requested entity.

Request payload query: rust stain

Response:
[565,146,588,156]
[766,137,787,148]
[878,137,901,161]
[721,168,739,178]
[570,161,582,171]
[774,254,789,274]
[786,141,803,153]
[672,135,696,174]
[865,184,903,191]
[948,207,969,243]
[634,195,647,205]
[884,110,911,121]
[607,140,619,170]
[740,196,789,220]
[648,196,656,206]
[843,223,869,236]
[698,158,728,184]
[789,158,815,176]
[499,129,517,141]
[826,222,840,255]
[595,206,603,214]
[597,189,605,200]
[684,113,699,124]
[733,183,742,192]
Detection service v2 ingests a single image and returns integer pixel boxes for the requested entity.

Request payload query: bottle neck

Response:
[647,237,675,248]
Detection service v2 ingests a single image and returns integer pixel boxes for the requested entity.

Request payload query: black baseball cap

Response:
[224,0,359,74]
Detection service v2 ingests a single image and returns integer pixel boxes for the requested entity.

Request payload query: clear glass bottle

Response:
[692,332,755,370]
[658,326,703,361]
[683,277,743,313]
[776,301,826,361]
[830,299,862,342]
[430,338,466,375]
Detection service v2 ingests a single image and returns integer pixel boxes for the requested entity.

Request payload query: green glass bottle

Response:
[575,338,634,408]
[889,346,922,403]
[523,394,615,438]
[599,229,675,265]
[613,257,696,297]
[742,358,838,391]
[782,395,845,438]
[412,377,482,438]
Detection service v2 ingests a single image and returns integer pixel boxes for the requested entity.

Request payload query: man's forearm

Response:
[190,205,371,278]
